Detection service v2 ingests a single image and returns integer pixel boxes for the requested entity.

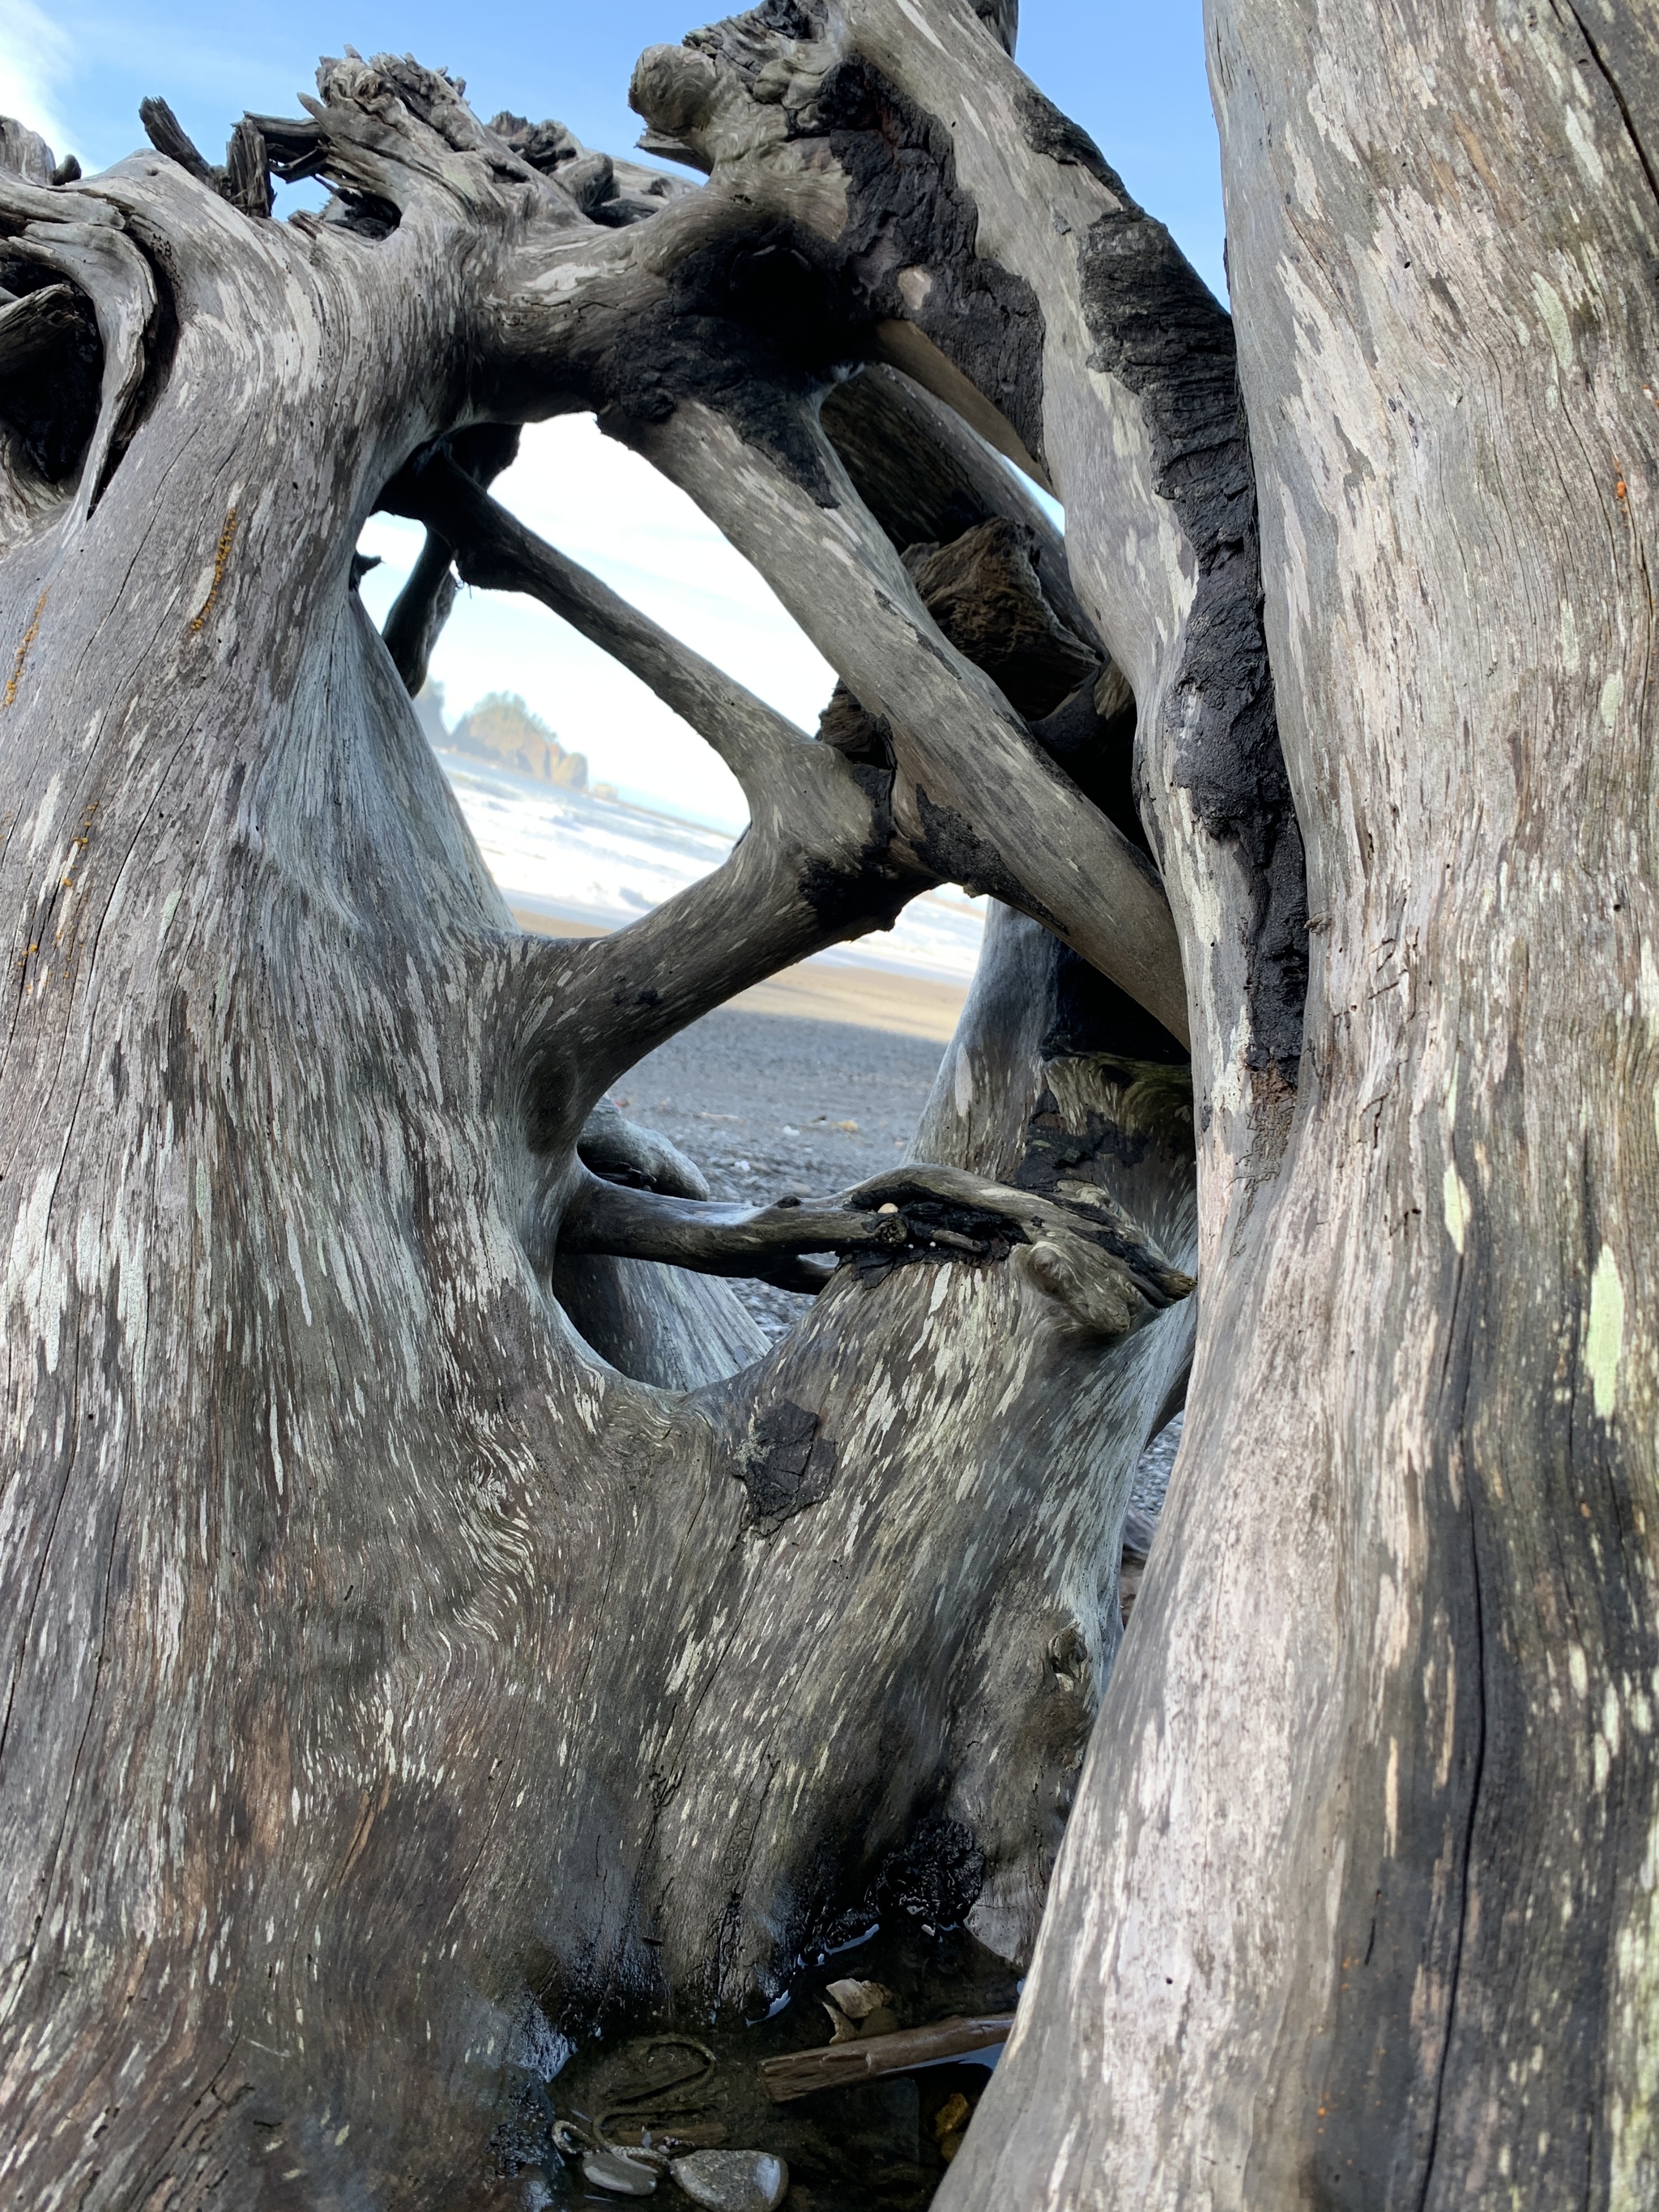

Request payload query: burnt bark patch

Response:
[874,1816,987,1931]
[844,1185,1023,1285]
[812,1814,990,1950]
[1015,86,1119,188]
[795,757,920,935]
[1075,199,1307,1080]
[915,788,1056,920]
[1017,1087,1156,1187]
[595,230,869,497]
[736,1400,838,1532]
[817,60,1047,468]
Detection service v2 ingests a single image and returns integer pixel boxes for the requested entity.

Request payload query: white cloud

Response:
[0,0,73,160]
[357,415,840,833]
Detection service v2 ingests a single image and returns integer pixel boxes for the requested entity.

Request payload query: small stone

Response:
[582,2149,659,2196]
[669,2149,788,2211]
[824,1978,892,2020]
[933,2092,970,2143]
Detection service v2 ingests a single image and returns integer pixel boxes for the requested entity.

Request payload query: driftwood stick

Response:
[758,2014,1016,2103]
[561,1177,911,1275]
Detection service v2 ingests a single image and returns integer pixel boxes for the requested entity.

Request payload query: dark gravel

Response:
[1130,1411,1183,1518]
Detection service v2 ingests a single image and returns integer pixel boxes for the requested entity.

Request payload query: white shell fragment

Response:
[823,1977,891,2020]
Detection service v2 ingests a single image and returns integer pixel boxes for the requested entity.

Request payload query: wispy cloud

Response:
[0,0,73,160]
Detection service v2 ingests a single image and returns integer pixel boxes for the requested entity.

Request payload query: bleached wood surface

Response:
[2,0,1652,2203]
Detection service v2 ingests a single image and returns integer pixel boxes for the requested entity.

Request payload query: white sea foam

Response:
[438,753,986,983]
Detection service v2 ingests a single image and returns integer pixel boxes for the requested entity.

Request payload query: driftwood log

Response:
[0,0,1654,2206]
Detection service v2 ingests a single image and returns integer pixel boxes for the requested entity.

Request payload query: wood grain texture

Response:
[18,1,1649,2201]
[0,36,1200,2205]
[758,2010,1013,2099]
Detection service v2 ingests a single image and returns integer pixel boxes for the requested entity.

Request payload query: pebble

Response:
[669,2150,789,2211]
[582,2150,659,2197]
[933,2092,970,2142]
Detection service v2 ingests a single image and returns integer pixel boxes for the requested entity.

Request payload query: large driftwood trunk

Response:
[0,28,1194,2207]
[0,1,1653,2206]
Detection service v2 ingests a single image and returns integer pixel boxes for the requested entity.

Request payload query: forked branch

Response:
[378,424,521,695]
[628,399,1192,1043]
[517,803,931,1147]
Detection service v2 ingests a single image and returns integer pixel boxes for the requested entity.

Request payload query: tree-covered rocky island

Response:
[436,688,595,792]
[0,2,1654,2206]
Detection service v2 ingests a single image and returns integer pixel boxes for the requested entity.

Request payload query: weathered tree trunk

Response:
[1,0,1653,2206]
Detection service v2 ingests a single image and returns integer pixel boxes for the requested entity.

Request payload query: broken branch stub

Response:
[561,1161,1191,1340]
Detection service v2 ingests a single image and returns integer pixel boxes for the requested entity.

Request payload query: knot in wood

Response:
[1047,1623,1091,1689]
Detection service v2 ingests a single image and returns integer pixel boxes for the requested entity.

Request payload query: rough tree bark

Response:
[0,2,1652,2209]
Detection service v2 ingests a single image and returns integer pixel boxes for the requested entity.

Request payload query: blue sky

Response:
[5,3,1223,291]
[2,3,1223,828]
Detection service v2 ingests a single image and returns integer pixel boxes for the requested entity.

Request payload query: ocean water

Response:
[437,752,987,984]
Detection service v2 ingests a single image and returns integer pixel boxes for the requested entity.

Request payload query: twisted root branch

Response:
[561,1161,1192,1336]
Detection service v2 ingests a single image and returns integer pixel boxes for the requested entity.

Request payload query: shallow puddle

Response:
[527,1920,1020,2210]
